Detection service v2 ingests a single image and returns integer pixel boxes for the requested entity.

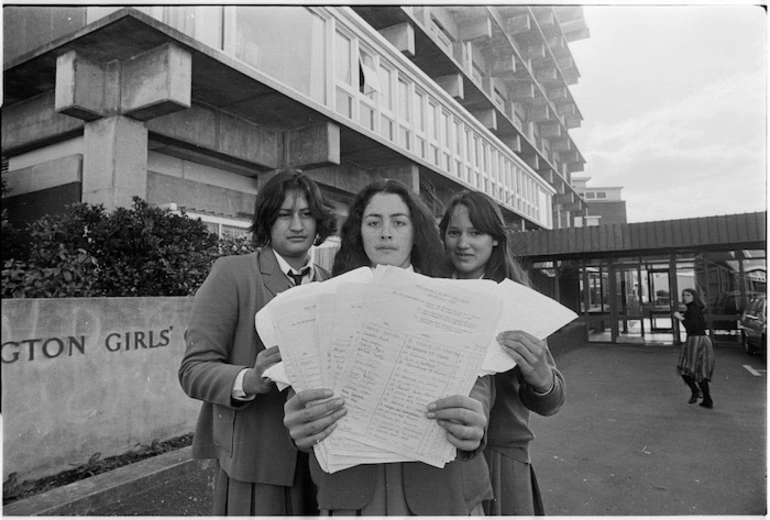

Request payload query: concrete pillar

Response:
[82,116,148,210]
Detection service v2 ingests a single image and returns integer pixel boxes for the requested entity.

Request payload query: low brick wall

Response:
[1,297,199,482]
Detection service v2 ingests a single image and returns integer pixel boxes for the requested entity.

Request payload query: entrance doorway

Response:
[583,258,681,345]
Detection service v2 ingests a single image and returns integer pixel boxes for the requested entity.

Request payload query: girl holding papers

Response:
[283,179,494,515]
[439,190,566,516]
[179,170,336,515]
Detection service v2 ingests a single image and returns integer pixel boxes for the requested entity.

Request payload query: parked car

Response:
[739,294,766,355]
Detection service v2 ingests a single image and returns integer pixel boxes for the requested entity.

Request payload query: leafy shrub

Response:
[1,197,235,298]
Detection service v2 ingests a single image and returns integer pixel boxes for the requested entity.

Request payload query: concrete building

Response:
[2,5,590,251]
[571,175,627,226]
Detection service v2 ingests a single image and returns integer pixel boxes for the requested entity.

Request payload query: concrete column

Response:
[82,116,148,210]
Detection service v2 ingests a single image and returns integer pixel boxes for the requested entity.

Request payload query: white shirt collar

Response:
[273,250,314,285]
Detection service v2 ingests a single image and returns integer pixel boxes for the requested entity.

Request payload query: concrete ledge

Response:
[4,447,201,516]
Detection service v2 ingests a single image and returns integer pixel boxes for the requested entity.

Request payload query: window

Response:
[177,210,251,240]
[398,79,410,122]
[234,6,325,103]
[359,49,382,97]
[596,191,607,199]
[379,63,392,110]
[415,91,425,131]
[335,31,352,85]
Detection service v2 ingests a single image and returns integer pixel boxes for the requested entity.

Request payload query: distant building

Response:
[571,175,627,226]
[2,5,592,243]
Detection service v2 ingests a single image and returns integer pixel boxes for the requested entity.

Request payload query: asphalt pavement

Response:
[7,325,767,516]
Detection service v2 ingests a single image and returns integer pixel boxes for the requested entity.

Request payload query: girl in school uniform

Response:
[179,170,336,515]
[283,179,494,515]
[438,190,566,516]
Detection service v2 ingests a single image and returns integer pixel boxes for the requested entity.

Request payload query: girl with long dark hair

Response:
[283,180,493,515]
[439,190,566,516]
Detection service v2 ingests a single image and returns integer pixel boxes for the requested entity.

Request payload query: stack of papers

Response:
[257,265,577,473]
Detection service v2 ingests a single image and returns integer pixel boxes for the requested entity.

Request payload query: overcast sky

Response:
[565,4,767,223]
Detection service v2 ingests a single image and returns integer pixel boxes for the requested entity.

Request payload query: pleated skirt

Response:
[677,334,715,382]
[483,448,545,516]
[322,463,485,516]
[211,452,317,516]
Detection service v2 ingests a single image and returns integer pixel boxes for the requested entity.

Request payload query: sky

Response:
[565,3,767,223]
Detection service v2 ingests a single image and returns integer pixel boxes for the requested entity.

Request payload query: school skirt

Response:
[483,447,545,516]
[211,452,317,515]
[677,335,715,382]
[322,463,485,516]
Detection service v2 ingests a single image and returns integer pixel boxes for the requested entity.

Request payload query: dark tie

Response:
[287,267,311,286]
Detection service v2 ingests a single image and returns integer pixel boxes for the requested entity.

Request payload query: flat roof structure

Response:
[511,212,766,260]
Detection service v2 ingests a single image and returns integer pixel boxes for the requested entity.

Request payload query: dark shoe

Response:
[699,400,713,409]
[688,395,699,404]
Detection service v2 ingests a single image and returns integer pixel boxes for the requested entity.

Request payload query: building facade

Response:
[571,175,627,226]
[2,5,590,251]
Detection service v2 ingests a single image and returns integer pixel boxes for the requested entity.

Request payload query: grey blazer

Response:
[179,247,330,484]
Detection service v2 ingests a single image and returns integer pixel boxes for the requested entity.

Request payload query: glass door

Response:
[647,269,674,332]
[612,266,645,343]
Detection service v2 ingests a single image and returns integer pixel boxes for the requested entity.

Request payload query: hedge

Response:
[1,197,256,298]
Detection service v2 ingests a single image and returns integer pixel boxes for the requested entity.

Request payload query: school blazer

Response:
[309,375,495,515]
[179,247,330,485]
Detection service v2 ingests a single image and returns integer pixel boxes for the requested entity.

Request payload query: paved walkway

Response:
[6,327,766,516]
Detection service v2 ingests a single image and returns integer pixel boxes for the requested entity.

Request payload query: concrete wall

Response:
[1,297,199,482]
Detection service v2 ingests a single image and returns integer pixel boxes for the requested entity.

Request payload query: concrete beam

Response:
[2,91,84,153]
[2,154,82,197]
[565,115,582,129]
[491,55,516,80]
[538,122,562,138]
[459,16,492,42]
[547,36,566,52]
[550,139,572,152]
[55,50,106,121]
[505,13,531,35]
[500,134,521,153]
[523,44,546,61]
[556,55,574,71]
[148,104,280,169]
[472,109,497,132]
[533,66,558,83]
[285,122,341,170]
[82,115,148,210]
[308,162,419,196]
[558,150,580,164]
[121,43,192,121]
[564,27,590,43]
[379,22,415,57]
[434,73,464,100]
[567,161,585,173]
[538,168,555,184]
[522,154,540,170]
[533,9,556,27]
[546,86,568,102]
[511,82,535,100]
[526,105,551,122]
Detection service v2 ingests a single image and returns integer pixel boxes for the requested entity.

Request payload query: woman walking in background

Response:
[674,288,715,409]
[439,190,565,516]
